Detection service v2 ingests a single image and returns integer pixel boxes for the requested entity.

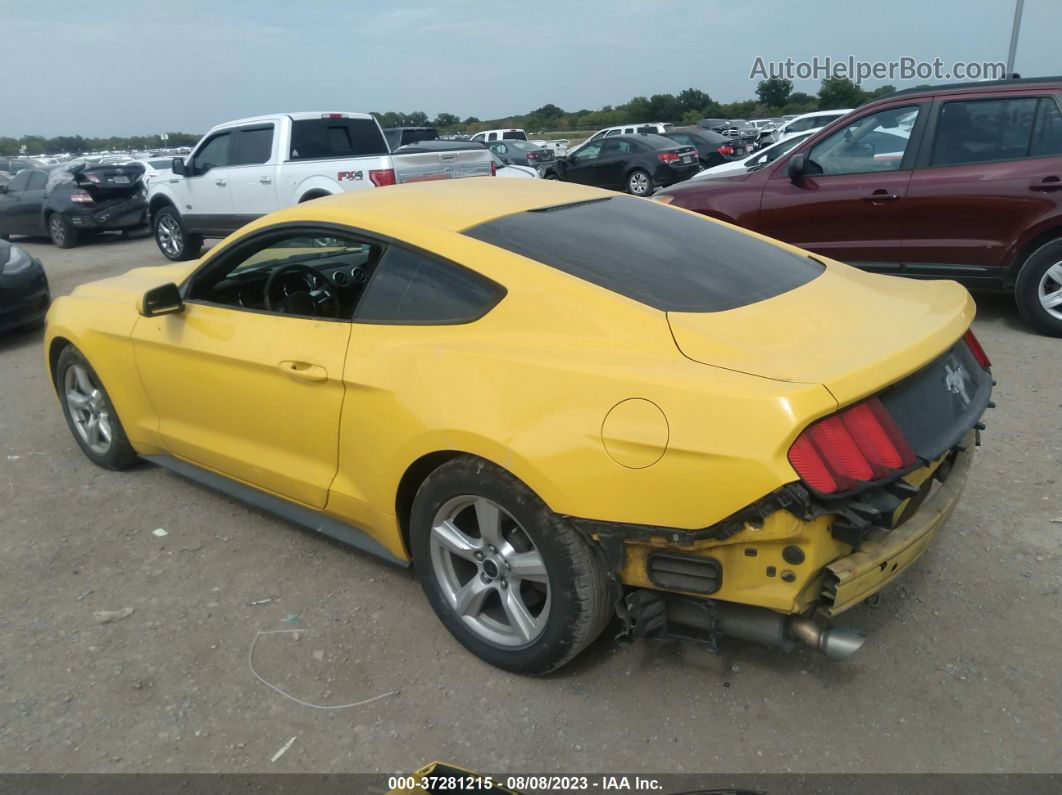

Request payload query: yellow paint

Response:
[43,179,976,615]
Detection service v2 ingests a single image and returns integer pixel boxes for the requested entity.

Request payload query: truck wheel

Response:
[153,206,202,261]
[410,456,613,675]
[1015,238,1062,337]
[48,213,79,248]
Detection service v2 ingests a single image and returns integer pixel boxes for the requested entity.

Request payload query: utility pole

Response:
[1006,0,1024,78]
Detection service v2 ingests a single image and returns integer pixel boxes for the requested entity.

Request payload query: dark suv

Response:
[655,76,1062,336]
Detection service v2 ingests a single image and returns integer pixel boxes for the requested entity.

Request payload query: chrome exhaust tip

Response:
[789,617,865,660]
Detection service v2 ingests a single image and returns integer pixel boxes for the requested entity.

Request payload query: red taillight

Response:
[717,145,733,156]
[787,398,916,495]
[368,168,396,187]
[657,152,680,163]
[963,329,991,369]
[490,160,496,176]
[527,151,540,160]
[323,113,346,120]
[70,192,94,204]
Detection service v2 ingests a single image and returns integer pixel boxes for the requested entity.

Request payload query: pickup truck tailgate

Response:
[391,141,493,183]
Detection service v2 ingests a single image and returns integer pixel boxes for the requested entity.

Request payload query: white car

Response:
[690,132,813,180]
[489,151,538,179]
[148,111,492,261]
[584,122,670,143]
[767,109,854,145]
[470,128,529,143]
[128,156,180,187]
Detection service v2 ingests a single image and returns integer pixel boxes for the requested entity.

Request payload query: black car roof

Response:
[608,133,679,150]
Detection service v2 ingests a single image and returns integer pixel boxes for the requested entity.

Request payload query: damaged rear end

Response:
[47,161,149,232]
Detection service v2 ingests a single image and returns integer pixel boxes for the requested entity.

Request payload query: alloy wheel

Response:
[49,216,65,246]
[629,172,649,195]
[429,495,551,647]
[64,364,112,455]
[156,215,183,258]
[1039,261,1062,321]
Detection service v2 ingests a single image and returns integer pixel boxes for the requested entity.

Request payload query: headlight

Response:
[1,244,35,276]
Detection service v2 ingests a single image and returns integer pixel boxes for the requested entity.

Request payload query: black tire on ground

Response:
[54,345,139,470]
[543,172,560,180]
[48,213,79,249]
[410,456,613,675]
[1015,238,1062,337]
[153,205,203,261]
[626,168,653,196]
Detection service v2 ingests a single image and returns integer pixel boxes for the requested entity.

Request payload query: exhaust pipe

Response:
[664,600,865,661]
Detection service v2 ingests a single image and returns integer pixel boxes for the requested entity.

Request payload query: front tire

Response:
[55,346,139,470]
[1015,239,1062,337]
[410,457,612,675]
[48,213,79,248]
[153,206,203,261]
[626,169,652,196]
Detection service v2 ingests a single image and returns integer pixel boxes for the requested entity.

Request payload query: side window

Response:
[354,246,502,324]
[470,133,484,142]
[232,125,274,166]
[1031,98,1062,158]
[931,98,1037,166]
[7,171,30,192]
[573,141,604,161]
[191,132,232,174]
[487,132,498,142]
[589,131,605,142]
[27,171,47,190]
[190,230,381,320]
[787,118,811,133]
[604,129,620,137]
[494,143,508,154]
[808,105,920,175]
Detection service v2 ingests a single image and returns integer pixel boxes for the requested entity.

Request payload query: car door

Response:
[596,138,634,189]
[131,228,365,508]
[758,103,926,265]
[0,170,31,236]
[899,94,1062,276]
[19,171,48,235]
[180,129,237,234]
[227,123,279,225]
[563,141,605,185]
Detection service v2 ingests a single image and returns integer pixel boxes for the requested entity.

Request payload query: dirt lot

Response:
[1,232,1060,775]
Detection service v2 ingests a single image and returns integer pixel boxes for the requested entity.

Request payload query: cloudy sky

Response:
[4,0,1060,137]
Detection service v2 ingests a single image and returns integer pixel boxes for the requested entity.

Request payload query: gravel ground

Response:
[1,232,1059,775]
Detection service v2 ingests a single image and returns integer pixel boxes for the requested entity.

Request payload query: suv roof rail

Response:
[868,74,1062,104]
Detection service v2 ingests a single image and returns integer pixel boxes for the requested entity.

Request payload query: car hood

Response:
[71,263,198,303]
[666,260,975,406]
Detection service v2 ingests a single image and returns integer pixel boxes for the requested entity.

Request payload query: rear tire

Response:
[153,205,202,261]
[48,213,79,249]
[410,456,612,675]
[626,169,653,196]
[1015,238,1062,337]
[54,346,139,470]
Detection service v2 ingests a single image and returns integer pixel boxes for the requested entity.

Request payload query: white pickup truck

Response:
[148,111,493,260]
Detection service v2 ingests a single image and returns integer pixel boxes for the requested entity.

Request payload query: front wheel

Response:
[153,206,203,261]
[48,213,79,248]
[1015,239,1062,337]
[626,169,652,196]
[411,457,612,675]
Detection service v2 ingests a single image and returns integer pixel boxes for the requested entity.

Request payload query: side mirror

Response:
[140,283,184,317]
[500,156,511,165]
[171,158,185,176]
[787,153,807,182]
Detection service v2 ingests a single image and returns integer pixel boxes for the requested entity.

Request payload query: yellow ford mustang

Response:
[44,179,993,673]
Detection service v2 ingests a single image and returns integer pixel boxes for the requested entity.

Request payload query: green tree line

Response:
[2,78,902,155]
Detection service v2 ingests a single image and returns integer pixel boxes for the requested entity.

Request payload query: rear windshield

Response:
[290,118,388,160]
[463,196,823,312]
[502,131,527,140]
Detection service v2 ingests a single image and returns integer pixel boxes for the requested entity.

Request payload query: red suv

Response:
[654,77,1062,336]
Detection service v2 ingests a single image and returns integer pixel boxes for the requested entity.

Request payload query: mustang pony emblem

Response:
[944,359,971,406]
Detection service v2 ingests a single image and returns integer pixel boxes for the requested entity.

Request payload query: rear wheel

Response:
[626,169,652,196]
[1015,239,1062,337]
[55,346,139,470]
[410,457,612,675]
[48,213,79,249]
[153,206,202,261]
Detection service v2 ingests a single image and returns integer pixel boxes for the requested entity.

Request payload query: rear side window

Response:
[354,246,503,324]
[1031,98,1062,157]
[289,118,388,160]
[503,131,527,140]
[232,125,274,165]
[464,196,823,313]
[931,98,1037,166]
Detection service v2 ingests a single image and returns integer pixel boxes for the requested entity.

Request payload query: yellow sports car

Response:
[45,179,992,673]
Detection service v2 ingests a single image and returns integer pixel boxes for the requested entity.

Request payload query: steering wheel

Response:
[264,264,340,318]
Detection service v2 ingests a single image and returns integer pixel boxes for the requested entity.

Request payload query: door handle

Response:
[277,360,328,383]
[1030,176,1061,192]
[259,176,272,184]
[863,189,898,203]
[215,178,226,186]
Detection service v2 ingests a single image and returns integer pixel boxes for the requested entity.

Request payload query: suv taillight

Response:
[788,398,916,495]
[963,329,991,369]
[369,169,396,187]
